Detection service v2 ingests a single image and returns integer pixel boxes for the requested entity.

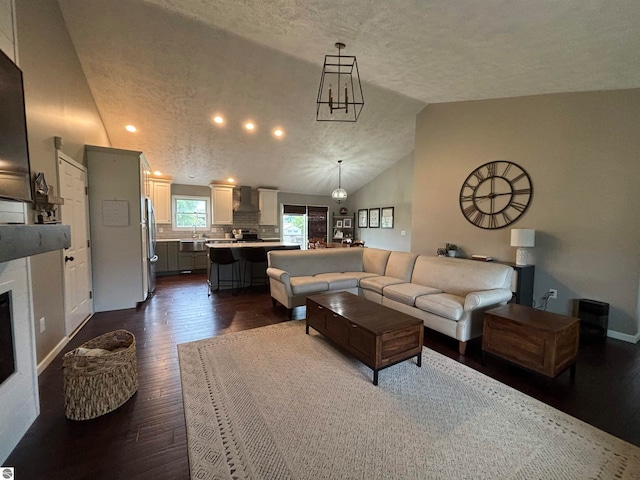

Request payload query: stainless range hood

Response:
[234,186,259,212]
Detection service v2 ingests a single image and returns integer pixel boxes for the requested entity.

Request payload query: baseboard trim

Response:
[607,330,640,344]
[37,335,69,375]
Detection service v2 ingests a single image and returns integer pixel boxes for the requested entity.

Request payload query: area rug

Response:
[178,321,640,479]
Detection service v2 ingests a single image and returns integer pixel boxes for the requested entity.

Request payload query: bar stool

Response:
[240,247,268,289]
[208,247,241,296]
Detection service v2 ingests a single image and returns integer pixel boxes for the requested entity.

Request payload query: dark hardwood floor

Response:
[7,273,640,479]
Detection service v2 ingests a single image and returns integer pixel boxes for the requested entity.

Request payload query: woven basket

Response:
[62,329,138,421]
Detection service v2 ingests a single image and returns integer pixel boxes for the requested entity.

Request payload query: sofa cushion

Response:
[415,293,465,321]
[360,276,406,295]
[289,276,328,295]
[411,256,513,297]
[314,273,359,290]
[342,271,379,283]
[384,252,419,282]
[268,248,364,277]
[383,283,442,307]
[362,248,391,276]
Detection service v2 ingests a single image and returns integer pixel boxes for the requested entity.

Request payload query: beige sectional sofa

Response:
[267,247,514,354]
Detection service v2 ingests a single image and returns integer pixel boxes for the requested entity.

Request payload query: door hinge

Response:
[89,291,93,299]
[85,186,88,195]
[87,239,91,248]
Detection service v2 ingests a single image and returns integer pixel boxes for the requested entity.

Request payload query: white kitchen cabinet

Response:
[258,188,279,225]
[210,185,234,225]
[150,179,172,224]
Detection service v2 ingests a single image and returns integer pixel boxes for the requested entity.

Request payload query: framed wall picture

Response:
[336,220,343,228]
[358,209,368,228]
[343,218,352,228]
[369,208,380,228]
[381,207,394,229]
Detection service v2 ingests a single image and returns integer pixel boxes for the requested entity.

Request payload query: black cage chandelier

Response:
[316,42,364,122]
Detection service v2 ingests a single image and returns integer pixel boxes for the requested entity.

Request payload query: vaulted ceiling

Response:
[57,0,640,195]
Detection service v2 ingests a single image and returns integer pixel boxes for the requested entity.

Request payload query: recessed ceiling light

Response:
[153,171,162,176]
[125,125,137,132]
[273,128,284,138]
[213,115,224,125]
[244,122,255,131]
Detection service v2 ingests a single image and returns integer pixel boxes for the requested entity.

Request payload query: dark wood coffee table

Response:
[483,304,579,378]
[306,291,424,385]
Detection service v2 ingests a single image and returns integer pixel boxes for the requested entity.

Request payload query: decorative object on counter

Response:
[437,248,447,257]
[446,243,458,257]
[33,172,64,224]
[510,228,535,266]
[331,160,348,204]
[358,209,368,228]
[381,207,394,229]
[368,208,380,228]
[316,42,364,122]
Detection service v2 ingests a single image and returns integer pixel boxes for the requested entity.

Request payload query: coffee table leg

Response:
[417,351,422,367]
[305,323,309,334]
[373,370,379,386]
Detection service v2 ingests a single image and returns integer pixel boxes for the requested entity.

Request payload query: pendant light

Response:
[316,43,364,122]
[331,160,347,204]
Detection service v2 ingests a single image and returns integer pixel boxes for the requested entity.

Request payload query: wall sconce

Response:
[510,229,535,266]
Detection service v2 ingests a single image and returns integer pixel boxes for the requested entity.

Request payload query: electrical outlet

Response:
[400,230,407,236]
[39,317,46,333]
[275,228,279,233]
[549,289,557,299]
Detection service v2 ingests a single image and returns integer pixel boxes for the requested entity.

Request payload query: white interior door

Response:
[58,152,93,335]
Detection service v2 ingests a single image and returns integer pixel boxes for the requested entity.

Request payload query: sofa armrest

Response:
[464,289,513,311]
[267,267,290,283]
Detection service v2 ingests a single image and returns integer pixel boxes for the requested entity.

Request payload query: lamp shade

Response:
[511,229,535,247]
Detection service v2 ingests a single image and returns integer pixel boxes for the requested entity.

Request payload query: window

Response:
[172,195,210,230]
[282,204,328,249]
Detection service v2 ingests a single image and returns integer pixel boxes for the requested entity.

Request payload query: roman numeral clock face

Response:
[459,161,533,229]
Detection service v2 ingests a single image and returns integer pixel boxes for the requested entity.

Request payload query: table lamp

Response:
[510,229,535,266]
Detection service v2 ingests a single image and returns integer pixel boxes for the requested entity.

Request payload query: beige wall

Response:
[348,152,413,252]
[16,0,110,362]
[412,89,640,338]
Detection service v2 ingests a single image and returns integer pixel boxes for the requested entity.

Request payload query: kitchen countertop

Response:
[206,242,298,248]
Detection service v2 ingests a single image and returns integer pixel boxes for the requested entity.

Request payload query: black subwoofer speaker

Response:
[578,299,609,339]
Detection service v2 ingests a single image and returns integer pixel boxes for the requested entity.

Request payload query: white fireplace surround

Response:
[0,258,39,463]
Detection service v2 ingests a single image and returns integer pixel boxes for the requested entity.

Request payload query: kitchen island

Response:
[206,242,300,292]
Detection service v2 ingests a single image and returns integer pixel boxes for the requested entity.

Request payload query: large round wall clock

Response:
[459,161,532,230]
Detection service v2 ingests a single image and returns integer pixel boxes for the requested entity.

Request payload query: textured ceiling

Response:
[57,0,640,195]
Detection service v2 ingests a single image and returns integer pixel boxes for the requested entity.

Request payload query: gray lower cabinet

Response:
[156,241,179,275]
[178,251,208,272]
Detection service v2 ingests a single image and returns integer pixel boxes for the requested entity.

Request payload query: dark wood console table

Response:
[306,292,423,385]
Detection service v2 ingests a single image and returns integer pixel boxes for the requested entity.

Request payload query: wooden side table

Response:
[483,304,579,378]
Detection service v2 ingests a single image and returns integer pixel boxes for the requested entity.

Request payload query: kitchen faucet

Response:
[192,225,197,238]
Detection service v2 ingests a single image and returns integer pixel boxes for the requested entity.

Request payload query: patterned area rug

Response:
[178,321,640,479]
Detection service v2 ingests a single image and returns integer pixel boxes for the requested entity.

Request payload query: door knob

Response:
[65,256,75,262]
